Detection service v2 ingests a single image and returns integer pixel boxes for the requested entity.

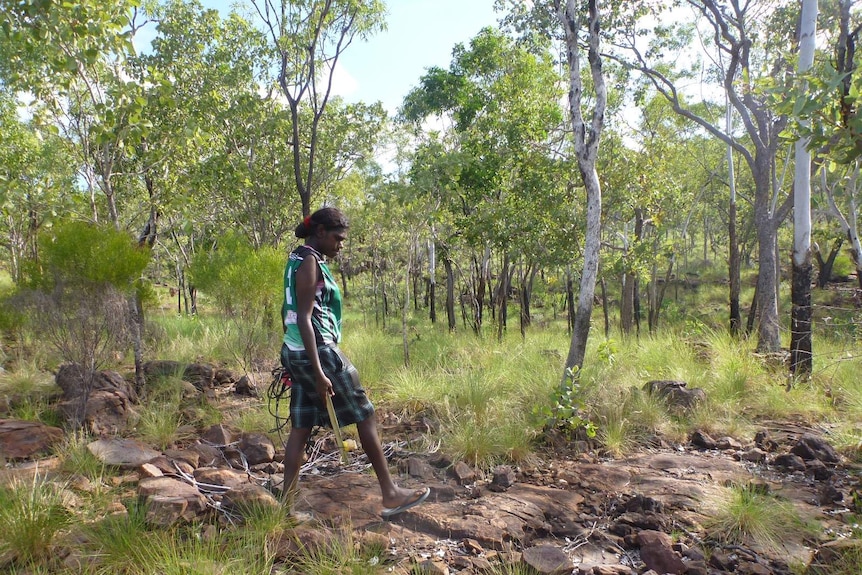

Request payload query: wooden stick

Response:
[325,394,349,465]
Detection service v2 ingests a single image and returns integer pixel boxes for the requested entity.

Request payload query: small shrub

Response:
[535,367,596,439]
[189,233,283,375]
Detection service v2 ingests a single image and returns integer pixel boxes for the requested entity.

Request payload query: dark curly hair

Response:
[294,207,350,239]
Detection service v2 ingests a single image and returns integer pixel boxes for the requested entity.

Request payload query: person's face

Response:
[317,227,347,258]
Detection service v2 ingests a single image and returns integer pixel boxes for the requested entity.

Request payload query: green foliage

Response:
[189,232,283,372]
[79,500,150,572]
[830,254,855,278]
[57,431,108,481]
[536,366,597,439]
[14,221,151,375]
[703,482,819,555]
[0,475,73,568]
[97,520,276,575]
[0,365,59,425]
[288,525,386,575]
[24,221,150,294]
[135,400,193,451]
[190,232,282,318]
[442,405,537,467]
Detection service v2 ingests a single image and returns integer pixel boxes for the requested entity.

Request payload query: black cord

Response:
[266,364,320,457]
[266,366,292,441]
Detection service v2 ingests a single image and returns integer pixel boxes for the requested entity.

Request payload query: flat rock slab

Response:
[280,442,836,573]
[88,438,161,467]
[295,473,585,549]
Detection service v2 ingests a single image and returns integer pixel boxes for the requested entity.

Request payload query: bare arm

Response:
[294,254,334,401]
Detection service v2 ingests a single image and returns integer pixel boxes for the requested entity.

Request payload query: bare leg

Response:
[282,426,312,503]
[356,414,426,508]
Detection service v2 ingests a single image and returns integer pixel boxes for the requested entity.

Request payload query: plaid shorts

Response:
[281,343,375,429]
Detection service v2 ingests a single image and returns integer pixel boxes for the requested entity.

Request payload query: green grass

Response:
[703,482,819,555]
[130,527,274,575]
[56,430,108,479]
[135,400,196,451]
[805,538,862,575]
[78,499,150,572]
[0,364,62,425]
[2,262,861,574]
[285,525,386,575]
[0,474,73,568]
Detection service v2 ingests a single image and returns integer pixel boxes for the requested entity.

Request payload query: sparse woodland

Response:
[1,1,862,574]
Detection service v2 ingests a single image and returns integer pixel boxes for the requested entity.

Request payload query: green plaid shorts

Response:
[281,344,375,429]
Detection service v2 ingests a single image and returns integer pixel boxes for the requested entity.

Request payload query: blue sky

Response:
[196,0,501,114]
[336,1,500,113]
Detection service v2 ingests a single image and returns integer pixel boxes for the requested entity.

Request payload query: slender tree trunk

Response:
[814,238,844,287]
[600,276,610,339]
[753,170,782,353]
[519,261,537,339]
[472,253,485,334]
[444,255,456,331]
[372,247,379,328]
[497,253,510,342]
[746,279,758,337]
[428,239,437,323]
[789,0,818,376]
[621,271,635,335]
[648,237,660,333]
[566,268,576,334]
[823,164,862,290]
[727,100,742,336]
[402,241,411,368]
[652,255,674,332]
[557,0,606,383]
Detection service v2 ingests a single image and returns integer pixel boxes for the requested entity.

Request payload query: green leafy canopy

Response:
[23,221,151,293]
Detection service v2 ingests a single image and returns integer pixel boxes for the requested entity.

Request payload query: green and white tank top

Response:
[282,245,342,351]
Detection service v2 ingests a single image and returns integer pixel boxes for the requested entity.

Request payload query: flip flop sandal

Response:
[380,487,431,519]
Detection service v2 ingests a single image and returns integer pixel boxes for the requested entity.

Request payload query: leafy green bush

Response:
[22,221,150,294]
[189,233,284,373]
[830,254,855,279]
[16,221,152,372]
[189,232,282,319]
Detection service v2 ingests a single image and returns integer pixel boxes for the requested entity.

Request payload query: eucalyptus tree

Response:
[622,0,805,353]
[554,0,607,376]
[249,0,386,216]
[495,0,607,374]
[789,0,862,290]
[401,27,564,337]
[406,137,464,331]
[0,89,77,282]
[0,0,151,230]
[129,0,307,321]
[128,0,274,247]
[789,0,818,375]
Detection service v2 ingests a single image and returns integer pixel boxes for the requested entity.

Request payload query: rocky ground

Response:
[1,362,861,575]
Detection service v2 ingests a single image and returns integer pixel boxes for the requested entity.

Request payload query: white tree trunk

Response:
[556,0,606,382]
[790,0,818,375]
